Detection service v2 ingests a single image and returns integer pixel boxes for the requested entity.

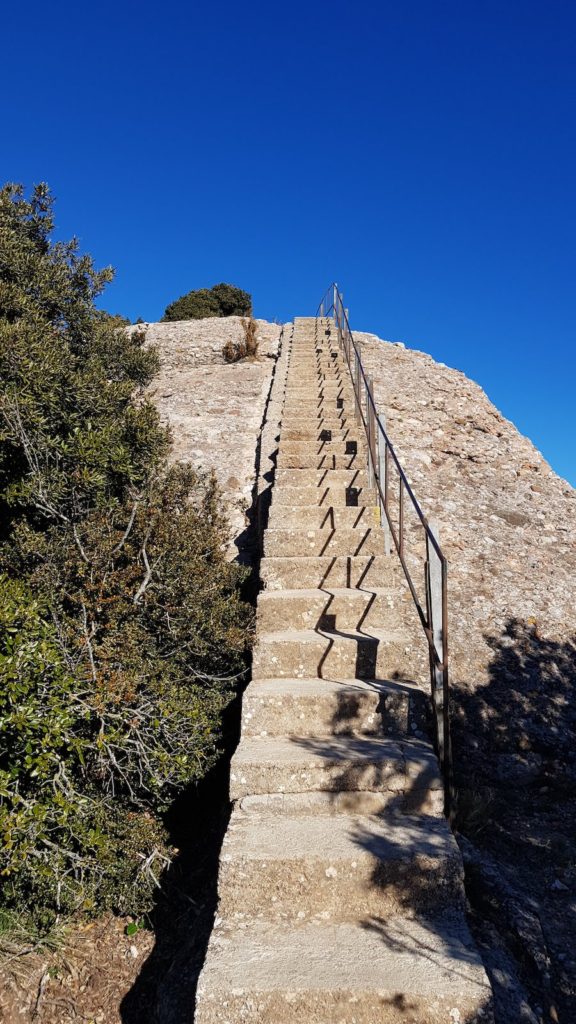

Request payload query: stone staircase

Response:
[195,318,493,1023]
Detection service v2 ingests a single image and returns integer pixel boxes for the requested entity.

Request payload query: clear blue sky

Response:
[2,1,575,485]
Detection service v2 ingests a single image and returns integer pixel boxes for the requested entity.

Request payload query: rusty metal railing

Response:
[317,283,453,814]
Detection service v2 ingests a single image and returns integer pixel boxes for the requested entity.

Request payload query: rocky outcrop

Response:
[139,316,283,559]
[355,331,576,683]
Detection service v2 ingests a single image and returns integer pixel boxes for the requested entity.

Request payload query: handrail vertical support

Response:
[426,521,451,815]
[365,376,373,487]
[377,421,391,555]
[354,347,362,423]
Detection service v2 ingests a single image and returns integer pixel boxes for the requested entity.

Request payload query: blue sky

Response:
[2,1,575,485]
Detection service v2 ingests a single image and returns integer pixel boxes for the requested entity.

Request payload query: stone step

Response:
[217,807,464,922]
[280,413,356,430]
[261,554,394,589]
[285,369,343,380]
[229,734,441,800]
[284,385,345,393]
[252,627,425,681]
[263,525,385,557]
[278,439,367,461]
[195,916,492,1024]
[236,789,441,817]
[280,424,362,443]
[281,402,351,417]
[256,586,408,632]
[271,484,377,507]
[276,450,366,470]
[267,503,379,530]
[241,677,426,738]
[274,466,371,487]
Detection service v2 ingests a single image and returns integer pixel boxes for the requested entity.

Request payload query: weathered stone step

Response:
[257,585,407,632]
[241,677,425,738]
[252,626,423,680]
[274,466,371,487]
[276,450,365,470]
[280,424,362,443]
[271,483,377,506]
[282,402,350,418]
[280,412,355,430]
[261,554,393,589]
[278,440,367,463]
[195,915,492,1024]
[217,807,464,922]
[267,504,379,530]
[263,525,385,557]
[236,788,440,817]
[229,734,440,799]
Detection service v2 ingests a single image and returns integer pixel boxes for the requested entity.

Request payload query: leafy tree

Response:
[162,282,252,321]
[0,185,252,927]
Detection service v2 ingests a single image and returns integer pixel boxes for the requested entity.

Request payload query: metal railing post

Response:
[377,422,391,555]
[426,521,451,813]
[354,347,362,422]
[365,376,374,487]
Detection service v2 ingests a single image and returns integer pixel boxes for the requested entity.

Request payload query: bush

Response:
[162,282,252,322]
[0,184,253,927]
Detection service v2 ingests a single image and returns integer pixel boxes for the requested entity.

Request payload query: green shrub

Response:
[0,184,253,927]
[162,282,252,322]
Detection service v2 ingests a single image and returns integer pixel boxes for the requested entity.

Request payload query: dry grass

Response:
[222,319,259,363]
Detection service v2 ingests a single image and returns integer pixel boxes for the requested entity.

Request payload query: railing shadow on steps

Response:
[317,283,453,816]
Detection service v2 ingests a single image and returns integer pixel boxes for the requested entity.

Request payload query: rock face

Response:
[354,330,576,686]
[138,316,282,558]
[351,330,576,1023]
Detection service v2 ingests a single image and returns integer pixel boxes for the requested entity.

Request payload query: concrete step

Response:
[229,734,441,800]
[195,916,493,1024]
[261,554,394,589]
[280,424,362,443]
[263,525,385,557]
[252,627,424,681]
[280,413,356,430]
[278,440,367,462]
[241,677,427,738]
[271,484,377,507]
[273,467,371,487]
[236,789,441,817]
[267,504,379,530]
[285,374,347,385]
[217,807,464,922]
[276,450,366,470]
[281,402,351,417]
[256,586,408,632]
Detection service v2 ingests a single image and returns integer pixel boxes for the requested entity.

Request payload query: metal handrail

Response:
[317,283,453,814]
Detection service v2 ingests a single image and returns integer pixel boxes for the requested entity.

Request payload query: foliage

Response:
[222,317,259,363]
[162,282,252,322]
[0,184,253,927]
